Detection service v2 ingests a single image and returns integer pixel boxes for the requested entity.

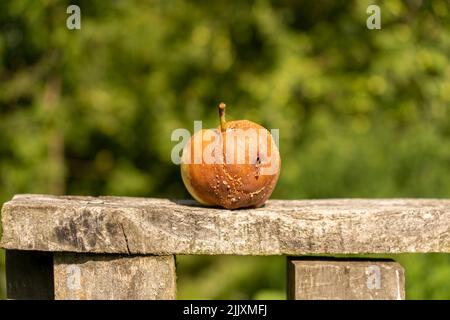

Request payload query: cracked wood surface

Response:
[1,194,449,255]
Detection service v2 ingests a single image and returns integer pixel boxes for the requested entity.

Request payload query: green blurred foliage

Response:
[1,0,450,299]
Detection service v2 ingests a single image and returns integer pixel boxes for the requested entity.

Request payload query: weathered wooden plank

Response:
[1,194,449,255]
[287,258,405,300]
[53,253,176,300]
[6,250,54,300]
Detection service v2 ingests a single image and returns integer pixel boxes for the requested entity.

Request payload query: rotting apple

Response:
[181,102,281,209]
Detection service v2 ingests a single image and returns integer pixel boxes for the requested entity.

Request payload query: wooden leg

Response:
[53,253,176,300]
[287,257,405,300]
[6,250,54,300]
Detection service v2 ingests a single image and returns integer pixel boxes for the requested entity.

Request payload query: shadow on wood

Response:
[6,250,54,300]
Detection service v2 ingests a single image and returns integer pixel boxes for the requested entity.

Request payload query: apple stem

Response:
[219,102,226,132]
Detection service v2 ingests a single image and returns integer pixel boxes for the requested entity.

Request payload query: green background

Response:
[1,0,449,299]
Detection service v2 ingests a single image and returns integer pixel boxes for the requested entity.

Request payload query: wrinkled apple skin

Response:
[181,120,280,209]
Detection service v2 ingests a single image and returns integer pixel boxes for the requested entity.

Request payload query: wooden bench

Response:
[1,194,449,299]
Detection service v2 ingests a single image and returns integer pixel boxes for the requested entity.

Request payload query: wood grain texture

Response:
[1,194,449,255]
[54,254,176,300]
[287,258,405,300]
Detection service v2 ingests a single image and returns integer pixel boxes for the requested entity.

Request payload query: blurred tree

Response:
[0,0,449,299]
